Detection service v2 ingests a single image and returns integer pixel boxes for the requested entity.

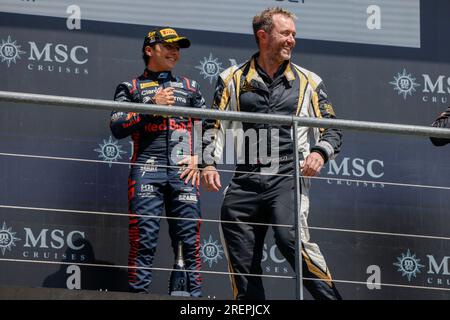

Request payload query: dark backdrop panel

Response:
[1,1,450,299]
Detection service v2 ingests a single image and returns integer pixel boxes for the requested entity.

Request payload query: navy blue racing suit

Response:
[111,69,206,296]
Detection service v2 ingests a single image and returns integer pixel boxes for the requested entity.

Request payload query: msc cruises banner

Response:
[0,0,420,48]
[1,2,450,300]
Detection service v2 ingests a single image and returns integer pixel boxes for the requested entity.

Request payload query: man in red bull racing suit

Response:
[110,27,206,296]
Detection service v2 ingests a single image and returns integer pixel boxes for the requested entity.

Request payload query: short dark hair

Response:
[252,7,297,46]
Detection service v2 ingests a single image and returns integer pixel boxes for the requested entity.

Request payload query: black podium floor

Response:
[0,286,197,300]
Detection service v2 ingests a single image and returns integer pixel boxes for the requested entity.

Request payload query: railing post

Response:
[292,120,304,300]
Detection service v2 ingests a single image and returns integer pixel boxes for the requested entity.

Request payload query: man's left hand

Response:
[301,152,325,177]
[178,155,200,187]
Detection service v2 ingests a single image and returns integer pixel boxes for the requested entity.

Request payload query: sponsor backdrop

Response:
[0,1,449,299]
[0,0,420,48]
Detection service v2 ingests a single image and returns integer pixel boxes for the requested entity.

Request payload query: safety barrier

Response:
[1,90,450,300]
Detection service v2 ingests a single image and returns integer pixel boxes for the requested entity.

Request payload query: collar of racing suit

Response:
[142,68,174,82]
[241,53,296,94]
[249,53,296,86]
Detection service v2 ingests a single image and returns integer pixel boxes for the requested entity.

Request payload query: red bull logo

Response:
[145,119,187,132]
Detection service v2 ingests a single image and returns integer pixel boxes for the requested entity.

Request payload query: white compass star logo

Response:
[390,69,420,99]
[196,53,225,84]
[0,222,21,255]
[94,136,127,168]
[200,235,224,268]
[393,249,424,282]
[0,36,25,68]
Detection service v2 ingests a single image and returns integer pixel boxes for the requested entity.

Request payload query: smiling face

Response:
[146,42,180,72]
[260,14,296,64]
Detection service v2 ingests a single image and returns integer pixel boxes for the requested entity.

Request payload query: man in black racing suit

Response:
[110,27,206,296]
[201,8,343,300]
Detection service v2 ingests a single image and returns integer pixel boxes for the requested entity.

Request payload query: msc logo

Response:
[200,235,224,268]
[0,222,21,255]
[390,68,450,104]
[0,36,26,67]
[393,250,450,287]
[0,34,89,75]
[326,157,384,188]
[196,53,225,84]
[393,249,424,282]
[262,243,289,274]
[196,53,240,85]
[28,41,87,64]
[94,136,127,168]
[23,228,85,250]
[0,221,88,262]
[390,69,420,99]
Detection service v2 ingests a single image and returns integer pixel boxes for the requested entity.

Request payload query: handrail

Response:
[1,89,449,300]
[1,90,450,139]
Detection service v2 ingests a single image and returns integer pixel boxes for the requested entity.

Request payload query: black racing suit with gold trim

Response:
[202,54,343,300]
[111,69,205,296]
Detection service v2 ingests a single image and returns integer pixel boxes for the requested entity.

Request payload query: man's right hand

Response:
[153,87,175,105]
[201,166,222,192]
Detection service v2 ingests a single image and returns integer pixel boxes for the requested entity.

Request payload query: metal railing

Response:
[1,90,450,300]
[1,90,450,139]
